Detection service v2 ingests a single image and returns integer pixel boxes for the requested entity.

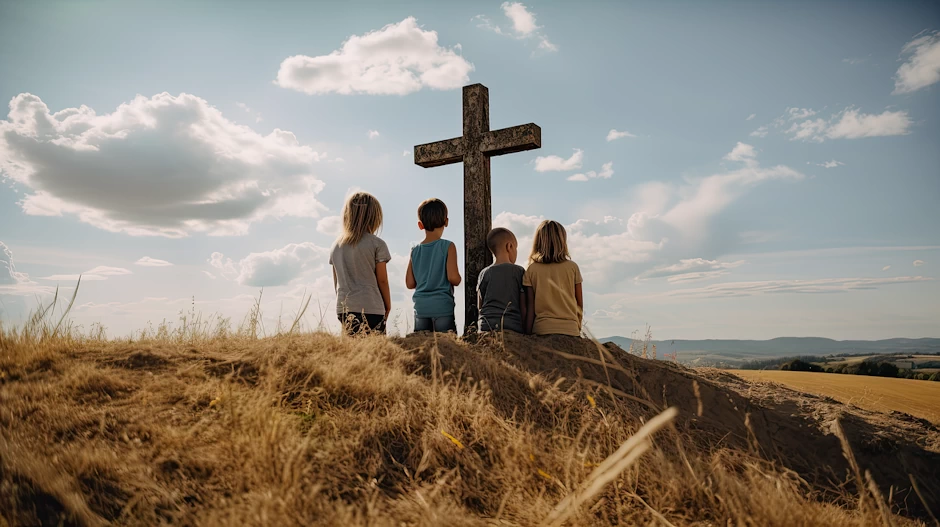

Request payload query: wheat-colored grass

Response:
[0,297,936,526]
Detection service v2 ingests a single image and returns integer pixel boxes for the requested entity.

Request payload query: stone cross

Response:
[414,83,541,333]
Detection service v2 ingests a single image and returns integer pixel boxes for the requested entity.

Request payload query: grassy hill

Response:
[600,336,940,367]
[2,324,939,525]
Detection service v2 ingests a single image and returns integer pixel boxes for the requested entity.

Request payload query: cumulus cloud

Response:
[474,2,557,53]
[368,129,380,139]
[40,266,132,282]
[746,113,756,121]
[210,242,329,287]
[534,149,583,172]
[894,31,940,94]
[567,162,614,182]
[606,129,635,141]
[914,259,925,267]
[0,92,327,237]
[749,126,768,138]
[882,265,891,271]
[135,257,173,267]
[316,215,343,237]
[275,17,473,95]
[817,160,844,168]
[784,108,911,142]
[724,142,756,162]
[0,242,30,285]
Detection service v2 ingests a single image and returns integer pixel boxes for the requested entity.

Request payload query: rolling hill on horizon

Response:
[598,336,940,367]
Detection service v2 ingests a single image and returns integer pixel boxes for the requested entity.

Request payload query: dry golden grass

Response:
[728,370,940,424]
[1,301,938,526]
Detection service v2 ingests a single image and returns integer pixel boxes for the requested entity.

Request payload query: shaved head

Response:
[486,227,516,255]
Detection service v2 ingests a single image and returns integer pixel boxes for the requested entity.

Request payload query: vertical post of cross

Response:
[461,84,492,335]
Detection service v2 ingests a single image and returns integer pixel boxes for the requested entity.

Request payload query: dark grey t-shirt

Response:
[477,263,525,333]
[330,233,392,316]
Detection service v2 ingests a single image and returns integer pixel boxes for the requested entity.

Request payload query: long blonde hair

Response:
[339,192,383,246]
[529,220,570,264]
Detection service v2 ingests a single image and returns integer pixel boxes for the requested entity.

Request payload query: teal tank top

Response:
[411,239,455,317]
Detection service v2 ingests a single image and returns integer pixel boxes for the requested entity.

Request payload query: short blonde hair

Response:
[529,220,570,264]
[339,192,383,246]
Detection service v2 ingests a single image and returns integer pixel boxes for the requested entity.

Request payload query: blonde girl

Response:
[330,192,392,334]
[523,220,583,336]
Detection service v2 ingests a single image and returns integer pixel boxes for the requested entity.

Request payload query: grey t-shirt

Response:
[330,233,392,316]
[477,263,525,333]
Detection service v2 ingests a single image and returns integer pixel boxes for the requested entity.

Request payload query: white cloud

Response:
[235,102,262,122]
[567,162,614,182]
[135,256,173,267]
[786,107,817,120]
[368,129,380,139]
[724,142,756,162]
[913,260,925,267]
[0,241,30,285]
[0,92,327,237]
[317,215,343,237]
[746,113,756,121]
[749,126,768,138]
[534,149,583,172]
[638,258,745,281]
[606,129,635,142]
[40,265,132,282]
[402,150,410,157]
[784,108,911,142]
[202,270,217,280]
[817,160,844,168]
[474,2,556,53]
[894,31,940,94]
[882,265,891,271]
[275,17,473,96]
[211,242,330,287]
[661,276,932,299]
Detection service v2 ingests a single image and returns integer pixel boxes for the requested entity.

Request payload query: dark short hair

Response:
[418,198,448,231]
[486,227,516,255]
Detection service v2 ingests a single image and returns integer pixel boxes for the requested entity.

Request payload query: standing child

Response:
[524,220,584,336]
[405,198,461,332]
[477,227,527,333]
[330,192,392,335]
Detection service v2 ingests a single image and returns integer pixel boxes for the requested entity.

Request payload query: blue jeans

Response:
[414,315,457,333]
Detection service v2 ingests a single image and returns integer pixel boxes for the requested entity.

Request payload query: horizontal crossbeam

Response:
[480,124,542,157]
[414,137,465,168]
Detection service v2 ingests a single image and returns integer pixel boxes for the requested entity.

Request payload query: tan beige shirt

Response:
[523,260,583,336]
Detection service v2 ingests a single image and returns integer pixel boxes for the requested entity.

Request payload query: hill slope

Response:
[1,332,938,525]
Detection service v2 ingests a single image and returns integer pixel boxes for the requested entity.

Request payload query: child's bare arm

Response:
[525,286,535,334]
[375,262,392,317]
[575,283,584,322]
[405,259,417,290]
[446,242,461,286]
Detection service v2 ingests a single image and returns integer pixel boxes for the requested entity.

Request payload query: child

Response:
[405,198,461,332]
[330,192,392,335]
[524,220,583,337]
[477,227,526,333]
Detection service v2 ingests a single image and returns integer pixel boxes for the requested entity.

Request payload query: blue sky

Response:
[1,0,938,339]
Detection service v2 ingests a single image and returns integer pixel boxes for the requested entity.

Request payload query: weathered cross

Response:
[414,83,541,334]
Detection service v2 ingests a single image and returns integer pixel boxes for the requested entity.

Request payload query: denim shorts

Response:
[414,315,457,333]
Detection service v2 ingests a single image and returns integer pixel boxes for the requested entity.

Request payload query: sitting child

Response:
[523,220,584,337]
[330,192,392,335]
[477,227,526,333]
[405,198,461,332]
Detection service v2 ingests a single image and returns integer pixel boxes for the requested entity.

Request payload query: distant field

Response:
[728,370,940,424]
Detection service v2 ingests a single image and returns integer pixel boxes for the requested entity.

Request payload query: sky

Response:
[1,0,939,340]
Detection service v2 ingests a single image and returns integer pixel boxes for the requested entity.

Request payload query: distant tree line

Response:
[740,357,940,381]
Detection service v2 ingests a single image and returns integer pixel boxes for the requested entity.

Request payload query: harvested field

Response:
[727,370,940,424]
